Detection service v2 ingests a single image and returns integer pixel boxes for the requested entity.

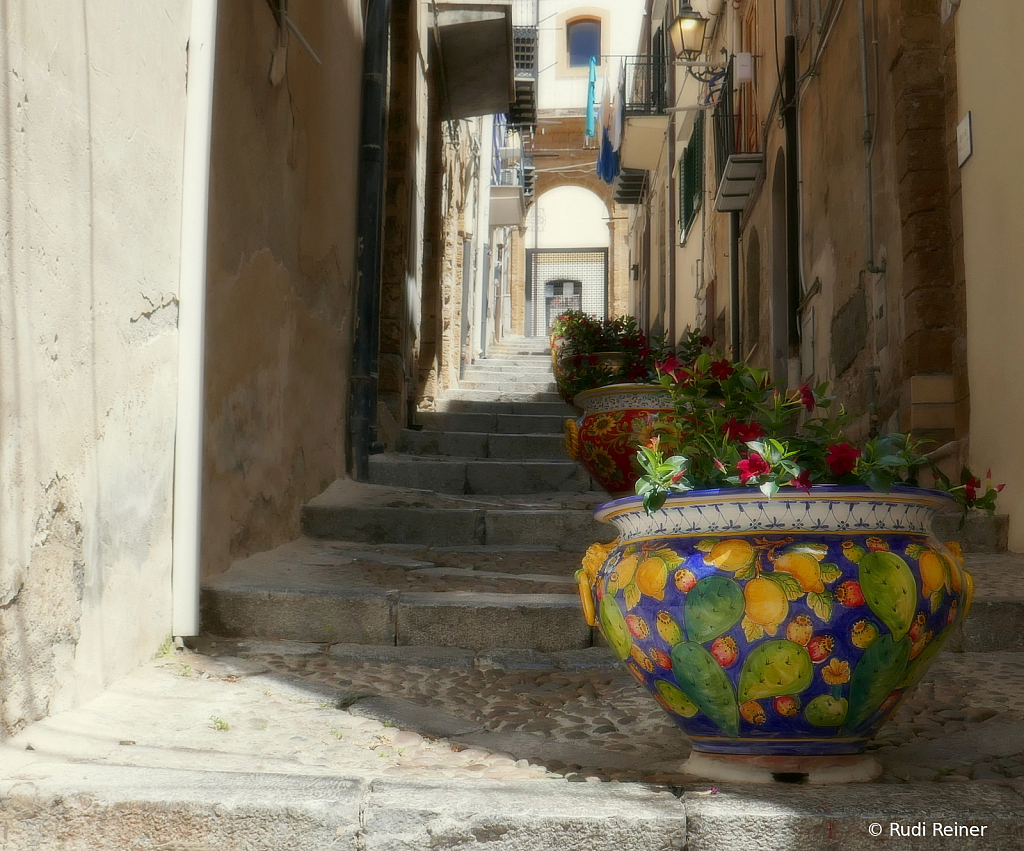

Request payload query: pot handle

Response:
[575,539,618,627]
[564,418,580,461]
[944,541,975,619]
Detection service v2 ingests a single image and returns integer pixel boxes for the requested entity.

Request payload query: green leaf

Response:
[807,590,834,622]
[733,561,757,581]
[819,562,843,583]
[760,480,780,498]
[765,570,803,601]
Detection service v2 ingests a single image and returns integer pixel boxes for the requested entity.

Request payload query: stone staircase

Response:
[201,336,614,651]
[202,334,1018,656]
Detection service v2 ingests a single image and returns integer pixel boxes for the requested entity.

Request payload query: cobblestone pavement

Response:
[183,639,1024,789]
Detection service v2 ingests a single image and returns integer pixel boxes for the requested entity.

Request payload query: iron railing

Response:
[620,55,669,116]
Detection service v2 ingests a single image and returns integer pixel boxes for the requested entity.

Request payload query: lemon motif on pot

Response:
[773,551,825,594]
[918,549,950,597]
[608,553,639,592]
[743,577,789,635]
[636,554,671,600]
[705,539,755,572]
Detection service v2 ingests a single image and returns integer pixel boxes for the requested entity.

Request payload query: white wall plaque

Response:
[957,112,973,168]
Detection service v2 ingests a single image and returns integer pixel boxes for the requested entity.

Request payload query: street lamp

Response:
[668,0,727,87]
[668,1,709,59]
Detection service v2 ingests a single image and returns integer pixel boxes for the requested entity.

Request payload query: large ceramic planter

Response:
[576,487,973,756]
[564,383,673,497]
[554,351,629,410]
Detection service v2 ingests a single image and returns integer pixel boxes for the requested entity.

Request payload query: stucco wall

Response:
[957,2,1024,550]
[0,3,190,735]
[202,2,363,577]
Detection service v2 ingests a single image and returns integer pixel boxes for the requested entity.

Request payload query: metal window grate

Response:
[525,249,608,337]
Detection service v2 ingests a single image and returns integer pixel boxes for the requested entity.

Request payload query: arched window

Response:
[567,18,601,67]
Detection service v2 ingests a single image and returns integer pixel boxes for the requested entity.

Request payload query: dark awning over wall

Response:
[435,2,514,120]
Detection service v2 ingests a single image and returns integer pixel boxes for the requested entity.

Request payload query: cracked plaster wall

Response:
[0,3,189,736]
[201,2,363,577]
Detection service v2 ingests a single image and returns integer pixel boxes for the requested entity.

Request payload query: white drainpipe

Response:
[172,0,219,637]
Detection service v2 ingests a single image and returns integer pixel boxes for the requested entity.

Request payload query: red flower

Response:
[798,383,816,412]
[656,354,682,376]
[737,453,770,484]
[964,476,982,502]
[721,418,765,443]
[710,359,735,380]
[826,442,861,476]
[790,469,813,493]
[700,335,713,348]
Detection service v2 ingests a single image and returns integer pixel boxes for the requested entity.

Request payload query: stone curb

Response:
[682,783,1024,850]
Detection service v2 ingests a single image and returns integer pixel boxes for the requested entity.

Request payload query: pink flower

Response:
[798,383,816,412]
[737,453,770,484]
[826,442,861,476]
[790,469,813,493]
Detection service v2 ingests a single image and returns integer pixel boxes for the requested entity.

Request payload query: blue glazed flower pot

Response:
[576,486,973,756]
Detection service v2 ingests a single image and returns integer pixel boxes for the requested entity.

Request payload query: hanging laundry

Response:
[596,72,620,183]
[585,56,597,138]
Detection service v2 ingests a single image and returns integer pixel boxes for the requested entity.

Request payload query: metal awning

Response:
[435,3,514,120]
[714,152,763,212]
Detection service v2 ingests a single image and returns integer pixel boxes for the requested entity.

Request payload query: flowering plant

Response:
[635,332,1002,516]
[550,311,665,405]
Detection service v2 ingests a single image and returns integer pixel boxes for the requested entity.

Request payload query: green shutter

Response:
[680,112,704,240]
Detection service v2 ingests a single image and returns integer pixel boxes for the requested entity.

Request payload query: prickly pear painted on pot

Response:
[564,383,673,498]
[576,487,974,756]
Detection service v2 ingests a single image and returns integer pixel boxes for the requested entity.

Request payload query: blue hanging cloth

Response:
[597,126,620,184]
[585,56,597,138]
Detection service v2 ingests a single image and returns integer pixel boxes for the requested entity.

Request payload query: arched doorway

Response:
[523,185,611,336]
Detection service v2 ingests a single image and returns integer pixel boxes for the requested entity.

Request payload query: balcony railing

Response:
[711,60,763,212]
[620,55,669,117]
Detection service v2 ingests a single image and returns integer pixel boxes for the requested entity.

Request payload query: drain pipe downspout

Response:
[730,210,741,360]
[783,3,801,360]
[859,0,885,274]
[350,0,391,480]
[172,0,219,637]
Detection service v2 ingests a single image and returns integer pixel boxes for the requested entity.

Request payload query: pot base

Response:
[682,751,881,785]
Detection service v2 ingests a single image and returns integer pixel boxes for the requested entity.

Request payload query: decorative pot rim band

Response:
[594,485,958,538]
[573,382,673,409]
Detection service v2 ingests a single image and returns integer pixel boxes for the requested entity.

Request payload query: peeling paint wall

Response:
[0,3,189,735]
[201,2,363,577]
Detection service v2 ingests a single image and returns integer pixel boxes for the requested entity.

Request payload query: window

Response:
[679,112,704,240]
[567,18,601,67]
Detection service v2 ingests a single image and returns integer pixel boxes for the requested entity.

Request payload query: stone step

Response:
[415,411,571,435]
[465,362,555,375]
[301,480,609,548]
[458,379,557,393]
[200,539,592,649]
[443,388,563,404]
[681,784,1022,850]
[367,455,594,494]
[432,399,573,416]
[933,510,1009,553]
[952,552,1024,652]
[399,429,568,460]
